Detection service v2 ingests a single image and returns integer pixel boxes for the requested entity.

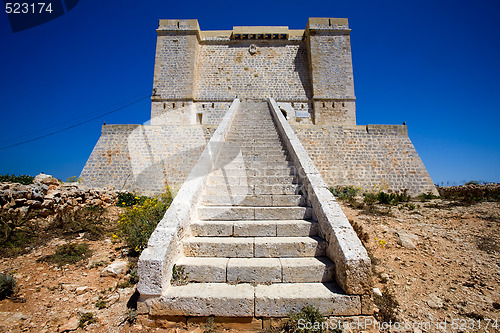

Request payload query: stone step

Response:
[152,283,255,317]
[197,206,311,221]
[254,283,361,317]
[204,184,299,196]
[214,161,292,170]
[209,167,293,177]
[183,236,326,257]
[219,149,285,156]
[190,220,318,237]
[152,283,359,317]
[207,176,296,186]
[234,146,284,151]
[228,128,277,133]
[215,161,291,171]
[227,138,282,144]
[226,134,278,140]
[202,194,303,207]
[216,155,288,163]
[175,257,334,283]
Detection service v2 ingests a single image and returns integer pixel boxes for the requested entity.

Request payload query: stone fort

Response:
[80,17,439,324]
[80,17,437,196]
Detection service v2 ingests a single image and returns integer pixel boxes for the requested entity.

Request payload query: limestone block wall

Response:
[293,124,438,195]
[153,19,200,100]
[194,41,312,102]
[80,124,214,196]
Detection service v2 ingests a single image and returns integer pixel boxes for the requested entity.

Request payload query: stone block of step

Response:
[233,221,277,237]
[253,184,298,195]
[254,236,326,257]
[276,220,318,236]
[254,207,310,220]
[254,283,361,317]
[198,206,255,220]
[183,237,254,257]
[207,176,295,187]
[203,195,273,207]
[271,194,303,206]
[175,257,228,283]
[204,185,252,197]
[227,258,281,283]
[280,257,335,283]
[190,221,233,237]
[152,283,255,317]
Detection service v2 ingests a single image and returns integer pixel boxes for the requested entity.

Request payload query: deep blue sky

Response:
[0,0,499,185]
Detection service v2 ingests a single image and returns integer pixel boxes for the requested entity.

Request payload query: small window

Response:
[196,113,203,124]
[172,103,176,108]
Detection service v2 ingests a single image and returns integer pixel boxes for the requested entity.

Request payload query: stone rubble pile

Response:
[0,173,117,218]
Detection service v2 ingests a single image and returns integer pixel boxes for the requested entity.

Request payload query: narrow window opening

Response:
[212,103,215,108]
[332,102,335,108]
[177,22,180,29]
[342,102,345,107]
[163,103,166,109]
[196,113,203,124]
[322,102,325,108]
[172,103,176,108]
[202,104,205,109]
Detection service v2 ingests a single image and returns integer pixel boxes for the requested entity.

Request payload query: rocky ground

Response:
[0,181,498,332]
[341,197,499,333]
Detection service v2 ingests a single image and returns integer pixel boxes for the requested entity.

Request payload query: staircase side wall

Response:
[80,124,213,196]
[294,124,438,196]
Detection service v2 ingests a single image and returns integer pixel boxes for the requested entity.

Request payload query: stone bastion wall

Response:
[80,122,436,196]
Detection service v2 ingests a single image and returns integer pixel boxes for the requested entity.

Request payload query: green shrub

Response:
[116,192,149,207]
[0,273,17,300]
[329,186,360,202]
[66,176,82,183]
[171,264,189,286]
[0,174,34,185]
[53,206,108,240]
[79,312,96,328]
[376,191,392,205]
[284,305,326,333]
[40,243,91,266]
[95,296,107,309]
[417,192,440,202]
[437,184,500,203]
[0,210,40,256]
[118,189,173,254]
[363,193,377,206]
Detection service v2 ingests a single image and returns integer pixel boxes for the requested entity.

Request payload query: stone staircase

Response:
[157,102,361,317]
